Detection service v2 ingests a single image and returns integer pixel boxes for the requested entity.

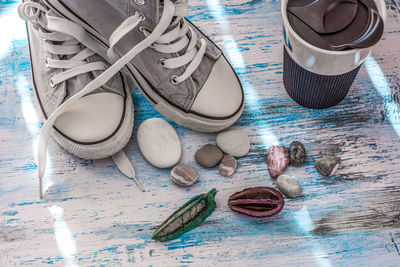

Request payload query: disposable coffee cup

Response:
[281,0,387,109]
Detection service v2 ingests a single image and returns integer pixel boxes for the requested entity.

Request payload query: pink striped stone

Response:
[267,145,289,178]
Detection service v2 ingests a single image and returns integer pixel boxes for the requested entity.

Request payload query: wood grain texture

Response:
[1,0,400,265]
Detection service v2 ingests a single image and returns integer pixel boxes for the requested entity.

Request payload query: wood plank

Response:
[1,0,400,265]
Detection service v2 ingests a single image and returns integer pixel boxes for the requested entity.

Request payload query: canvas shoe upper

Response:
[19,0,144,197]
[29,0,245,189]
[43,0,245,131]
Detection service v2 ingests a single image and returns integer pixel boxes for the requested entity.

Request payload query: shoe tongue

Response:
[64,52,125,100]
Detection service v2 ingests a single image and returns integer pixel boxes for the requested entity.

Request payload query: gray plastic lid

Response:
[287,0,384,50]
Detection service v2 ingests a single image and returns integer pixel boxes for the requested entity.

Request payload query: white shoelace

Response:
[107,2,206,84]
[19,1,146,198]
[18,2,108,87]
[20,0,206,198]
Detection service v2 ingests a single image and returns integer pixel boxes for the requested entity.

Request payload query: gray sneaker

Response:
[19,0,144,197]
[42,0,245,132]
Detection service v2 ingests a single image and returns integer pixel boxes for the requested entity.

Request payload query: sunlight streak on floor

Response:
[48,205,78,267]
[15,75,40,135]
[0,3,26,61]
[205,1,332,265]
[16,75,54,194]
[365,55,400,137]
[206,0,279,147]
[293,207,334,267]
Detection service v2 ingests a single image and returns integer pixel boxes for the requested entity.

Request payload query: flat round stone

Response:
[276,174,302,198]
[216,130,250,157]
[170,165,199,186]
[195,144,223,168]
[137,118,181,168]
[219,155,237,177]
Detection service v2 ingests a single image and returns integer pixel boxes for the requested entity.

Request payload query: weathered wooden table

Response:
[1,0,400,266]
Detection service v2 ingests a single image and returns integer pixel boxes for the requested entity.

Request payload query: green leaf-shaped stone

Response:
[152,188,217,241]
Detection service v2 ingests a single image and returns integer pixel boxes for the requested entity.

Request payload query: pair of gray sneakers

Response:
[19,0,244,198]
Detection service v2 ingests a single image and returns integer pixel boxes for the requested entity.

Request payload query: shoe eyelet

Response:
[139,26,148,34]
[45,58,50,68]
[157,58,166,68]
[49,77,56,88]
[170,75,179,85]
[135,11,146,21]
[134,0,145,6]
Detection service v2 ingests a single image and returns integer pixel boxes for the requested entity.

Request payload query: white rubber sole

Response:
[44,0,244,133]
[31,72,134,160]
[52,77,134,160]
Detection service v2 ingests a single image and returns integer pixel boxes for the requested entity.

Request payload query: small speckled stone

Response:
[315,155,342,176]
[170,165,199,187]
[219,155,237,177]
[195,144,224,168]
[267,145,289,178]
[276,174,302,198]
[289,141,306,166]
[216,130,250,157]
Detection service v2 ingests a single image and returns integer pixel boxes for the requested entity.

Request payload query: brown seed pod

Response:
[228,187,285,218]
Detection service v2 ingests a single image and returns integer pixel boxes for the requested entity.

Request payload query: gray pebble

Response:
[216,130,250,157]
[170,165,199,187]
[219,155,237,177]
[195,144,224,168]
[276,174,302,198]
[289,141,306,166]
[315,155,341,176]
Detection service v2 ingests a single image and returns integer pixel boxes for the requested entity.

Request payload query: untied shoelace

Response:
[19,1,191,197]
[19,0,207,198]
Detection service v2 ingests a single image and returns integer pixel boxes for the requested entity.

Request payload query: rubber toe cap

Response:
[54,93,125,143]
[190,56,243,118]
